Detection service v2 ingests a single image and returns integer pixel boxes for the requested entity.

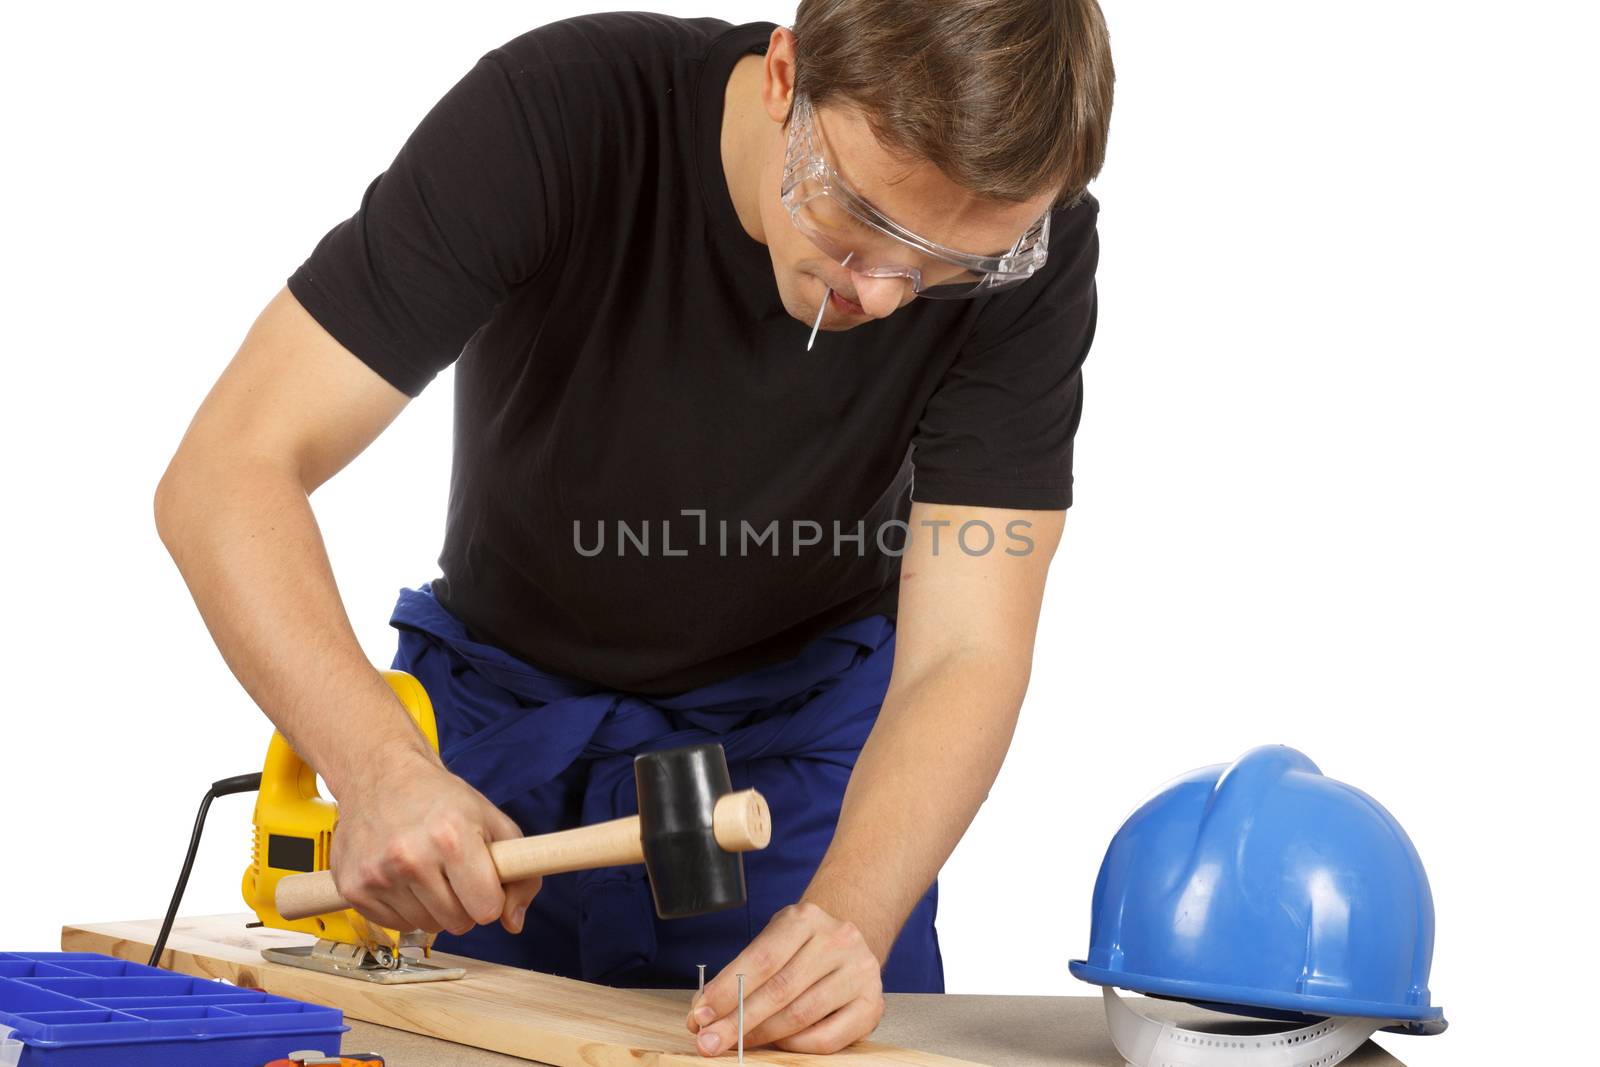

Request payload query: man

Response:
[156,0,1112,1055]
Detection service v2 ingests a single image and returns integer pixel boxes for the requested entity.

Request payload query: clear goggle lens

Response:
[786,187,1032,297]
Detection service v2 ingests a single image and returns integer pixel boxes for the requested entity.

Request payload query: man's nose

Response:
[849,272,909,320]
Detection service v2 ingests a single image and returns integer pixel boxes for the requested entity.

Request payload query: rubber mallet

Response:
[275,742,770,922]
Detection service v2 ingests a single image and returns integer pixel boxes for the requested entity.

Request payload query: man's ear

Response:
[761,27,797,124]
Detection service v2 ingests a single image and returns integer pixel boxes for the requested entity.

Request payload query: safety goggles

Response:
[780,93,1051,299]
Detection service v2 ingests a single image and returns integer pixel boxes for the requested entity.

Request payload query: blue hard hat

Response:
[1069,746,1446,1035]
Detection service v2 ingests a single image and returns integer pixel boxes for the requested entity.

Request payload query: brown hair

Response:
[792,0,1114,207]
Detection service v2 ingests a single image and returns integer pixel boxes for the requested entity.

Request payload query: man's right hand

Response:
[328,751,542,937]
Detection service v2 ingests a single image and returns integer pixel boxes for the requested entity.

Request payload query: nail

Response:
[693,1005,716,1027]
[698,1030,722,1054]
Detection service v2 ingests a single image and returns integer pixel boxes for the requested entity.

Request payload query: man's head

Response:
[737,0,1114,330]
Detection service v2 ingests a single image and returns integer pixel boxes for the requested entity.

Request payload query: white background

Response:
[2,3,1595,1065]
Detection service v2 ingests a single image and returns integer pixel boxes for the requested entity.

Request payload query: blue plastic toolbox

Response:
[0,951,345,1066]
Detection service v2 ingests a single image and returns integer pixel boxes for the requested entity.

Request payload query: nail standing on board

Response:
[697,963,706,995]
[737,972,746,1064]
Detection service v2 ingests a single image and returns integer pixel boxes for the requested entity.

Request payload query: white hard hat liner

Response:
[1101,986,1384,1067]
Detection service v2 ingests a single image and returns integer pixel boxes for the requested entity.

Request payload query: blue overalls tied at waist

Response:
[388,584,944,992]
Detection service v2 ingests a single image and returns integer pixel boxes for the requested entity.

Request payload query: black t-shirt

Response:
[287,13,1100,695]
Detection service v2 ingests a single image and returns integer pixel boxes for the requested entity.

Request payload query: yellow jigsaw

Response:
[240,670,464,983]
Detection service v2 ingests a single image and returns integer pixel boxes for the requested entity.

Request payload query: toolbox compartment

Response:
[0,951,345,1066]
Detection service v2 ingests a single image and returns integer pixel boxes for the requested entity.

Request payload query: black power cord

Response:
[148,773,262,968]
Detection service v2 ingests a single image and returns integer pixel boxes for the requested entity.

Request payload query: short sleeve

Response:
[910,195,1100,510]
[286,51,562,396]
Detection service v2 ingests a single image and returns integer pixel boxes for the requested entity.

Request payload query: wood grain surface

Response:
[60,915,986,1066]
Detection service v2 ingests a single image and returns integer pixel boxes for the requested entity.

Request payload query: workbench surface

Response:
[340,989,1407,1066]
[60,917,1409,1066]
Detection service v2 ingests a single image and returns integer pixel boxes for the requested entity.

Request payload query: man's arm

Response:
[155,285,540,936]
[687,499,1063,1054]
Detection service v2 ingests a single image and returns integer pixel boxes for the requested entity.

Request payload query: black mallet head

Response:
[633,742,769,919]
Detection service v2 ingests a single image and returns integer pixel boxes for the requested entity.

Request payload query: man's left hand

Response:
[686,901,885,1055]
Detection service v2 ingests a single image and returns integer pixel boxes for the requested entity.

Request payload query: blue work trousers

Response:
[388,585,943,991]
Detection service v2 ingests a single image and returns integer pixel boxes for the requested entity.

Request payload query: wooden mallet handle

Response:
[275,788,771,922]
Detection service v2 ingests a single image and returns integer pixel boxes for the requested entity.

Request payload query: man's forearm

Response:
[155,452,435,796]
[800,648,1029,965]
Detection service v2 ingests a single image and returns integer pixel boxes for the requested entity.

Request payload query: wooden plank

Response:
[336,998,1409,1067]
[61,915,989,1066]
